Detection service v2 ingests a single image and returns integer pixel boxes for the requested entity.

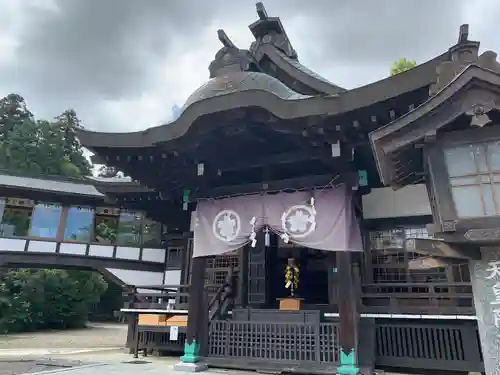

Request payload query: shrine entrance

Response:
[267,241,330,308]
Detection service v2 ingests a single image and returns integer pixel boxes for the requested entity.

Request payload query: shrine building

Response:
[73,4,500,375]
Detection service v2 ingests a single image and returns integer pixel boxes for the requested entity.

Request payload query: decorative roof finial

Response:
[256,2,268,20]
[217,29,236,50]
[209,29,253,78]
[458,24,469,44]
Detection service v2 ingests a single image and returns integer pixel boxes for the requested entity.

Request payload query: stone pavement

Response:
[23,362,248,375]
[15,360,418,375]
[0,358,89,375]
[0,323,417,375]
[0,323,127,375]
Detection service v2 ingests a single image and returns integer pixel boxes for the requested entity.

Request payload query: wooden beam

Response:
[404,238,481,260]
[193,173,341,199]
[217,147,334,172]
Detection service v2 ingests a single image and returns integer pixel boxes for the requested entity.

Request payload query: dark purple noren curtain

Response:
[192,186,362,258]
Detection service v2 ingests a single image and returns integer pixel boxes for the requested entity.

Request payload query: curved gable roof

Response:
[256,43,346,95]
[77,50,447,150]
[370,64,500,186]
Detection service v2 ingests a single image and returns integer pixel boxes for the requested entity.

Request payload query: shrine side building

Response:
[75,5,497,375]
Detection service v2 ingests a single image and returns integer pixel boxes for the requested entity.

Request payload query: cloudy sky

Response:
[0,0,498,133]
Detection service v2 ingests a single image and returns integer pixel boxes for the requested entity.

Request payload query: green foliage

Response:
[0,269,107,333]
[0,95,91,177]
[95,220,117,244]
[390,58,417,76]
[0,94,110,333]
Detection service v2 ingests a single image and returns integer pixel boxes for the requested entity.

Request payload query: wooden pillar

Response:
[175,256,208,371]
[237,245,248,308]
[337,251,360,375]
[181,237,193,285]
[247,231,267,307]
[327,252,338,305]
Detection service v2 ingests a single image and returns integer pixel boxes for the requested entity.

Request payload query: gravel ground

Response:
[0,359,87,375]
[0,323,127,375]
[0,323,127,350]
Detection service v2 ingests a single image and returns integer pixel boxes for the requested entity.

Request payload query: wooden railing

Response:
[123,284,190,311]
[208,268,235,321]
[122,280,475,316]
[122,270,236,316]
[361,282,475,315]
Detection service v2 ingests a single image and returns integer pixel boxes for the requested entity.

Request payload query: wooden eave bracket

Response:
[404,237,481,260]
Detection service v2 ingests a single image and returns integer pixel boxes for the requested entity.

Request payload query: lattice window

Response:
[444,141,500,217]
[205,252,240,298]
[206,252,239,270]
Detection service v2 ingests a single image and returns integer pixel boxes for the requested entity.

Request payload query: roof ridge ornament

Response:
[429,24,482,96]
[458,24,469,44]
[217,29,237,50]
[208,29,255,78]
[430,24,500,96]
[249,2,297,59]
[256,2,268,20]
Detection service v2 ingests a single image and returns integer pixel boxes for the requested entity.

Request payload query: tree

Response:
[54,109,92,176]
[0,96,92,177]
[390,58,417,76]
[0,93,110,333]
[0,94,33,142]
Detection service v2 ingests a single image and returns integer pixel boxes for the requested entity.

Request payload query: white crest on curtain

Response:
[212,209,241,242]
[281,204,317,239]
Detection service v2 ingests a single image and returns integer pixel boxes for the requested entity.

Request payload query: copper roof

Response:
[180,71,311,113]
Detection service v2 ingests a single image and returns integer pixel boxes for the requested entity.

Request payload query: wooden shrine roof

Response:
[0,170,151,199]
[370,63,500,187]
[76,55,445,149]
[76,3,451,151]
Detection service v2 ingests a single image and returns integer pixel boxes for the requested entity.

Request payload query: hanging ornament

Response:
[182,190,190,211]
[249,216,257,248]
[285,258,300,297]
[264,226,270,247]
[310,196,316,215]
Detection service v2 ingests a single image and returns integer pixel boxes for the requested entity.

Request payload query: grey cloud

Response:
[278,0,469,64]
[0,0,491,131]
[6,0,473,99]
[6,0,238,100]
